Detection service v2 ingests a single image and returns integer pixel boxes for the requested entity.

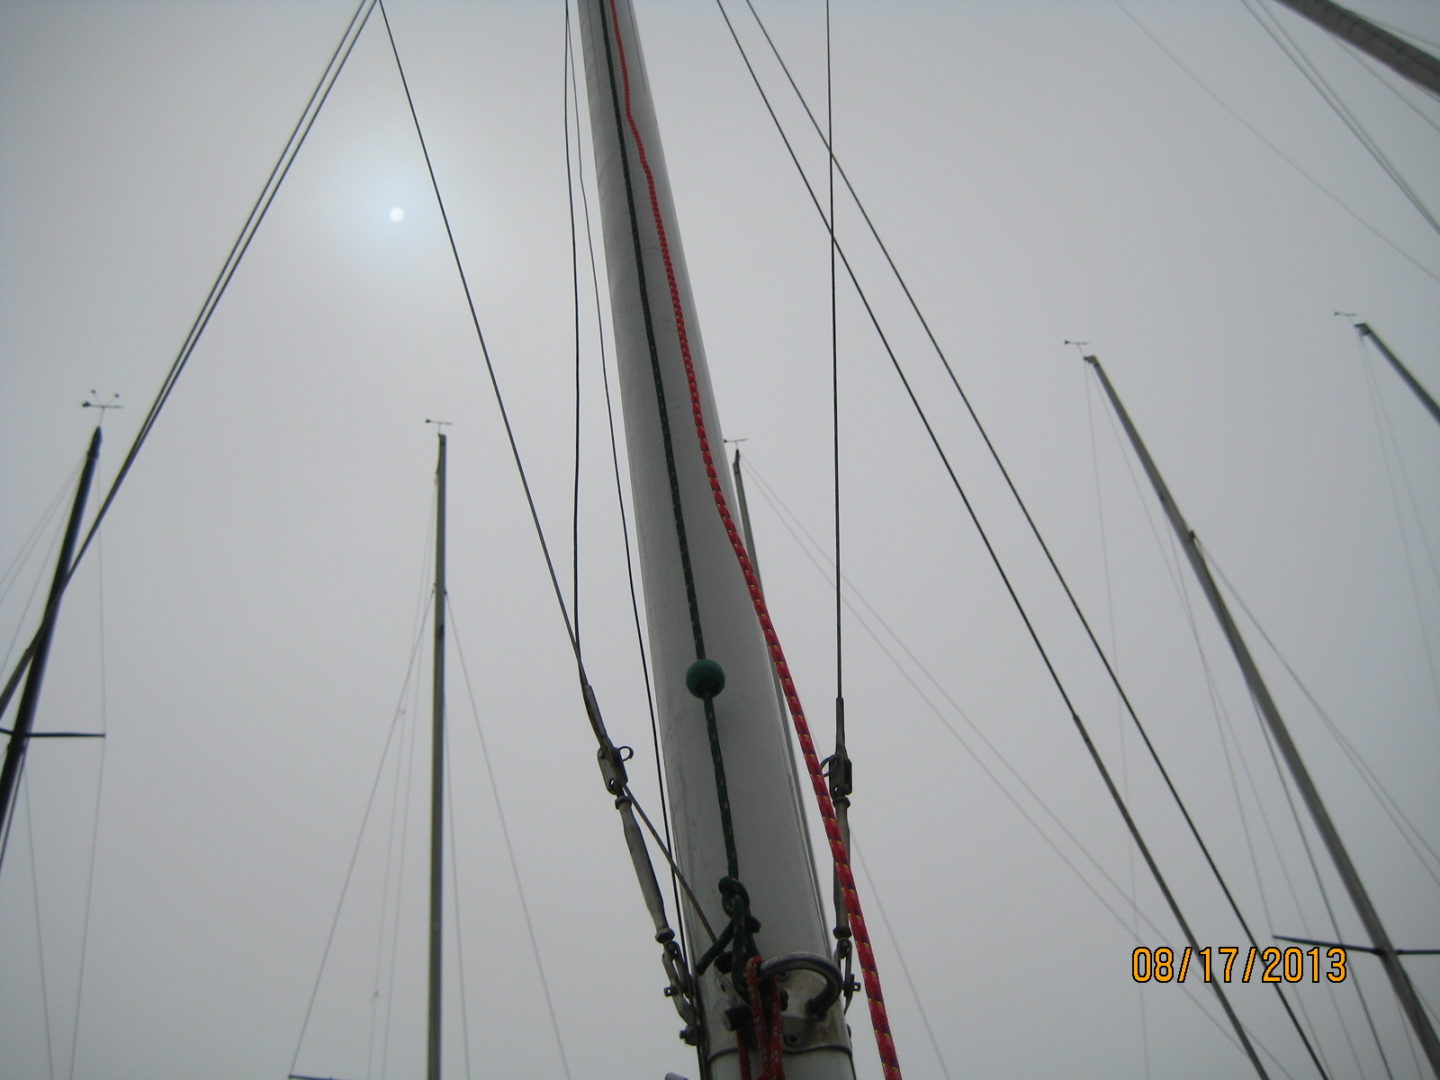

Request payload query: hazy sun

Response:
[389,207,406,223]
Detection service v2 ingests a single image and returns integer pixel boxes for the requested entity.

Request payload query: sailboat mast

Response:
[428,431,447,1080]
[1269,0,1440,96]
[1355,322,1440,428]
[1084,354,1440,1077]
[0,426,102,868]
[576,2,852,1075]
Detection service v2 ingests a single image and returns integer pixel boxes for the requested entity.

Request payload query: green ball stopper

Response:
[685,658,725,699]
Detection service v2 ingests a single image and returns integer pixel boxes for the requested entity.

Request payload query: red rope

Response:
[603,3,902,1076]
[744,955,787,1080]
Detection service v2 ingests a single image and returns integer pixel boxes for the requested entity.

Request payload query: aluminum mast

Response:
[1355,322,1440,429]
[1085,353,1440,1078]
[1269,0,1440,97]
[576,2,852,1075]
[428,430,447,1080]
[0,426,102,872]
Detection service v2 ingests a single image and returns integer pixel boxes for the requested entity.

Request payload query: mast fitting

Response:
[685,658,726,698]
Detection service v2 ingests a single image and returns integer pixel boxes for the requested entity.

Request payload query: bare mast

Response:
[576,1,852,1075]
[0,427,102,873]
[1268,0,1440,97]
[1354,322,1440,428]
[428,430,447,1080]
[1084,353,1440,1078]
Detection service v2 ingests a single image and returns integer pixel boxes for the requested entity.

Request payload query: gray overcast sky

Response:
[2,2,1438,1078]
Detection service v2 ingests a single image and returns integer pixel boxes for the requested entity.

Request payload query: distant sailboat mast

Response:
[0,427,103,872]
[428,427,448,1080]
[1269,0,1440,96]
[1352,322,1440,429]
[1084,353,1440,1078]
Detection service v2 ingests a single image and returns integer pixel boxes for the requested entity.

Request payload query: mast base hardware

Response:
[760,952,845,1017]
[713,953,851,1055]
[685,658,725,698]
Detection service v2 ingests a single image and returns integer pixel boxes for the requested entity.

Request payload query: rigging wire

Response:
[380,624,428,1080]
[850,835,952,1080]
[1200,539,1440,891]
[826,0,842,713]
[562,0,685,964]
[1083,367,1154,1080]
[1084,369,1352,1075]
[1109,0,1440,283]
[1243,0,1440,237]
[1143,467,1350,1075]
[566,5,584,652]
[1337,40,1440,137]
[447,597,574,1080]
[1098,368,1393,1075]
[1355,338,1440,715]
[0,0,380,724]
[22,775,56,1080]
[377,13,703,1058]
[1258,723,1399,1080]
[625,791,719,945]
[1363,15,1440,59]
[366,695,407,1080]
[1,470,78,681]
[715,9,1320,1066]
[739,455,1174,937]
[709,5,1272,1072]
[724,4,1434,903]
[1176,552,1345,1075]
[0,463,79,617]
[288,596,431,1080]
[734,454,1317,1075]
[369,496,438,1080]
[821,0,857,1005]
[65,488,113,1080]
[375,0,582,661]
[442,712,475,1080]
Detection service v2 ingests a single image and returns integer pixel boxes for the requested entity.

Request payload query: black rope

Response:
[595,0,707,661]
[596,1,763,998]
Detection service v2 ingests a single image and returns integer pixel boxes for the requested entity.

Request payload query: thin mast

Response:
[576,2,852,1075]
[428,431,447,1080]
[1355,322,1440,428]
[1084,353,1440,1077]
[1269,0,1440,96]
[0,426,102,871]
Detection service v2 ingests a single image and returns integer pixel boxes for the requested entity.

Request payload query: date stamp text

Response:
[1132,946,1348,984]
